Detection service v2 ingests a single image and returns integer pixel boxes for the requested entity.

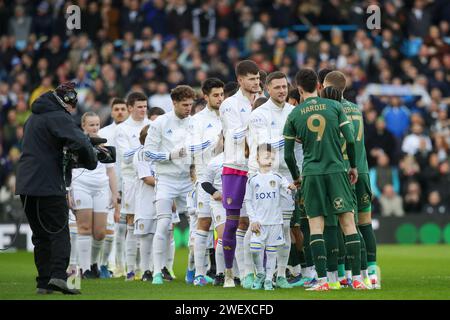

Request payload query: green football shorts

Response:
[302,172,355,225]
[355,173,372,213]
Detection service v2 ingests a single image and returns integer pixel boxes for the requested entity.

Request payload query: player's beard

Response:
[272,95,286,105]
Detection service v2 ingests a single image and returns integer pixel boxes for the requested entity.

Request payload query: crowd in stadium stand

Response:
[0,0,449,217]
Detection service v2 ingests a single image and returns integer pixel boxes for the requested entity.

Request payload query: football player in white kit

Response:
[70,112,119,279]
[248,71,303,289]
[244,144,296,291]
[115,92,150,280]
[143,85,197,285]
[191,78,224,286]
[98,98,129,278]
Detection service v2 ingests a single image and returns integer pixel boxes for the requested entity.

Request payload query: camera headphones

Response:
[55,82,78,107]
[62,90,78,106]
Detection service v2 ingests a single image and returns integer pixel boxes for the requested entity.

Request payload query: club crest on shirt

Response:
[227,197,233,205]
[255,183,260,189]
[270,180,276,188]
[198,202,203,209]
[139,224,144,231]
[333,197,344,210]
[309,99,317,104]
[166,129,173,134]
[216,215,221,223]
[76,199,81,206]
[361,193,370,204]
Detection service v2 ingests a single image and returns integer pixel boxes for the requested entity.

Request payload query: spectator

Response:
[33,1,53,38]
[382,96,411,139]
[402,123,433,155]
[420,152,440,193]
[101,0,121,40]
[121,0,145,38]
[142,0,167,36]
[192,0,216,42]
[8,5,32,44]
[29,76,54,106]
[424,190,448,215]
[166,0,192,36]
[15,98,31,126]
[294,40,308,70]
[433,161,450,202]
[407,0,432,38]
[370,152,401,199]
[399,154,422,193]
[148,82,173,113]
[101,64,124,100]
[40,35,67,72]
[245,11,270,46]
[403,181,424,214]
[2,109,17,152]
[83,1,102,41]
[366,116,398,167]
[379,184,405,217]
[434,134,449,163]
[431,109,450,142]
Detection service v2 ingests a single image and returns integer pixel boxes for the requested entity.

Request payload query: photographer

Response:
[15,82,97,295]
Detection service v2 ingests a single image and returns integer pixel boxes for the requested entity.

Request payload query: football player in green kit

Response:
[284,68,368,291]
[323,71,380,289]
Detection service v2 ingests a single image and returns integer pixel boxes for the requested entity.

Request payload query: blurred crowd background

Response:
[0,0,449,219]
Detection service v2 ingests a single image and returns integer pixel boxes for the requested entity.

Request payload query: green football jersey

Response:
[341,99,369,174]
[284,96,352,176]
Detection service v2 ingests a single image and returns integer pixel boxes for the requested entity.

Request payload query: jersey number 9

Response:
[307,114,326,141]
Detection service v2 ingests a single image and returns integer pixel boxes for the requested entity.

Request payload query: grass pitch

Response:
[1,245,449,300]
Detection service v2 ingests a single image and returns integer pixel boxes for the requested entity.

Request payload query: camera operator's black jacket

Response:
[16,92,97,197]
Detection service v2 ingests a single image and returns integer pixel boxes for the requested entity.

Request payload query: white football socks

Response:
[139,233,154,272]
[114,221,127,269]
[251,248,264,275]
[243,229,254,276]
[232,257,239,278]
[125,225,137,273]
[235,228,246,279]
[69,226,78,266]
[101,234,114,267]
[77,234,92,272]
[277,223,291,278]
[215,239,225,275]
[187,248,195,271]
[153,217,171,274]
[265,250,277,281]
[327,271,339,283]
[194,230,209,277]
[167,230,175,271]
[91,239,103,266]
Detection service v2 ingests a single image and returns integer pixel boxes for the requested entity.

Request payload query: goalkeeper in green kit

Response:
[283,68,369,291]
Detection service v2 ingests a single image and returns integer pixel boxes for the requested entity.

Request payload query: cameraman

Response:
[15,82,97,295]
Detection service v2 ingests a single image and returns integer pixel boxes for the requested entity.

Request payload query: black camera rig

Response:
[63,136,116,187]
